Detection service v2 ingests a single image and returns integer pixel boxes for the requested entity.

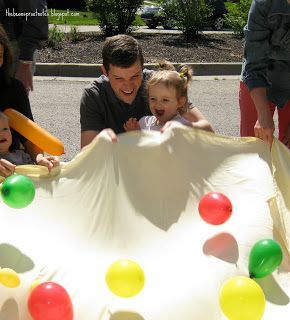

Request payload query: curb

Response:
[35,62,242,78]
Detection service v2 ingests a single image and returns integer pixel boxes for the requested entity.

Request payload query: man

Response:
[80,34,213,148]
[0,0,48,92]
[239,0,290,149]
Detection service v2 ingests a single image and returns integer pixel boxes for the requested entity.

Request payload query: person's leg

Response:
[277,100,290,145]
[239,81,275,137]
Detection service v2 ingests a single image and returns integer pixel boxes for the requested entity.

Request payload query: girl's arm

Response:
[183,107,214,133]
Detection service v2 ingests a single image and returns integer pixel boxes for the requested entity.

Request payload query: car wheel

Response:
[212,16,224,31]
[162,24,173,30]
[162,20,174,30]
[147,23,158,29]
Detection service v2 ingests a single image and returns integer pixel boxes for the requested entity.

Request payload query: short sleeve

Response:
[80,85,106,133]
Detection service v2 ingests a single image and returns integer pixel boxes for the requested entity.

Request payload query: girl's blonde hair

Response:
[146,60,192,114]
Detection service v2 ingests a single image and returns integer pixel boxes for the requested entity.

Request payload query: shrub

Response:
[162,0,212,40]
[70,25,79,42]
[86,0,143,36]
[224,0,252,38]
[48,25,65,49]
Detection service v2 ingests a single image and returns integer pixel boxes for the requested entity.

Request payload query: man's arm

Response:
[81,130,99,149]
[81,129,118,149]
[250,87,274,146]
[242,0,274,146]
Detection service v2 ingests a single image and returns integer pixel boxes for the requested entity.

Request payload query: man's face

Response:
[102,61,143,105]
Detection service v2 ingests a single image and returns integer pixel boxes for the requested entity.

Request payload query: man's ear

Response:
[101,65,108,76]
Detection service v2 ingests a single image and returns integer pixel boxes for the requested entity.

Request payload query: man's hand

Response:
[0,159,16,177]
[254,111,275,147]
[99,128,118,142]
[81,129,117,149]
[123,118,140,131]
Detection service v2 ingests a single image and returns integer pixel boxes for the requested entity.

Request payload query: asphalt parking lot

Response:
[30,76,241,162]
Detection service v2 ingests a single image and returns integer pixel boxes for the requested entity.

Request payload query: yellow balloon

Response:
[0,268,21,288]
[106,259,145,298]
[219,276,265,320]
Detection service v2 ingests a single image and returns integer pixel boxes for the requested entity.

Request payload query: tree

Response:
[224,0,252,38]
[86,0,143,36]
[162,0,212,40]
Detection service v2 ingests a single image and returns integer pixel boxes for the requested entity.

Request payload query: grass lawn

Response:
[48,9,98,25]
[48,9,145,26]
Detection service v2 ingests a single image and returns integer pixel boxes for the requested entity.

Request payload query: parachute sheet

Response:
[0,126,289,320]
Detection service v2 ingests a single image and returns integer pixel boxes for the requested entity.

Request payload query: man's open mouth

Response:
[122,89,134,95]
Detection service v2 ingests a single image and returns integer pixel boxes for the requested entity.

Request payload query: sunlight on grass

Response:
[48,9,99,25]
[48,9,145,26]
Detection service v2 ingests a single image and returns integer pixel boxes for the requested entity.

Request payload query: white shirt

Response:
[139,114,192,131]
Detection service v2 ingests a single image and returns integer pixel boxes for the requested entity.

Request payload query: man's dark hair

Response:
[102,34,144,72]
[0,24,13,85]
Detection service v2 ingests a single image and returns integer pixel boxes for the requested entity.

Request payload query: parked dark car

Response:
[140,6,174,30]
[140,0,228,31]
[210,0,228,30]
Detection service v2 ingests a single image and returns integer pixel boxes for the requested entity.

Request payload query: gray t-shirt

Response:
[0,149,33,165]
[80,69,153,134]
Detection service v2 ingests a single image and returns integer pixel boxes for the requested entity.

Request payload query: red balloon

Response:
[198,192,233,225]
[28,282,73,320]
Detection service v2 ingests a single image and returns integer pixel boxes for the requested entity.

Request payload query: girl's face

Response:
[0,44,4,68]
[148,82,185,125]
[0,117,12,154]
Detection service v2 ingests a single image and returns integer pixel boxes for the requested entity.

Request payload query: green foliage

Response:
[48,25,65,49]
[224,0,252,38]
[86,0,143,35]
[162,0,212,40]
[70,26,79,42]
[134,15,146,26]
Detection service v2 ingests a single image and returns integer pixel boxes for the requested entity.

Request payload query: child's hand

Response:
[36,154,60,171]
[123,118,140,131]
[0,159,16,177]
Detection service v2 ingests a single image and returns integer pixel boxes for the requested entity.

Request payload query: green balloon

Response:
[1,174,35,209]
[249,239,283,279]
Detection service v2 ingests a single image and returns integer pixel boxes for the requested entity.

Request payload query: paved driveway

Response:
[30,77,240,162]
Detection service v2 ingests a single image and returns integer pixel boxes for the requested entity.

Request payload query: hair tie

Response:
[179,71,185,78]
